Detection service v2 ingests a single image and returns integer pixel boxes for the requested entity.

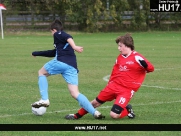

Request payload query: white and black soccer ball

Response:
[32,107,47,116]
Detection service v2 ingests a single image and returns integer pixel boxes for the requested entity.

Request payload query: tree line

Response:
[1,0,181,32]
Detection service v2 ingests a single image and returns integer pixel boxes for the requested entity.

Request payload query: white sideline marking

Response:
[0,100,181,118]
[0,109,78,118]
[103,75,181,91]
[155,67,181,71]
[100,100,181,109]
[141,85,181,91]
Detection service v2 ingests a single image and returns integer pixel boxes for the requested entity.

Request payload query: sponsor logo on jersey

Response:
[119,65,128,71]
[126,61,134,65]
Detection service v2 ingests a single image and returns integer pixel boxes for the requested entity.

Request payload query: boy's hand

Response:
[31,52,36,57]
[67,38,83,53]
[74,46,83,53]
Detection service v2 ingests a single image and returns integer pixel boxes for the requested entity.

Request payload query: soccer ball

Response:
[32,107,47,116]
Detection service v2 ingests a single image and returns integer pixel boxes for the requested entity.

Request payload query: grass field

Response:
[0,31,181,135]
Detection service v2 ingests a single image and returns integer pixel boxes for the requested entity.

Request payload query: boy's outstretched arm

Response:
[67,38,83,53]
[32,49,56,57]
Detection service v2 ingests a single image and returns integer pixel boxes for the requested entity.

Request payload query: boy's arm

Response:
[135,55,154,72]
[32,49,56,57]
[67,38,83,53]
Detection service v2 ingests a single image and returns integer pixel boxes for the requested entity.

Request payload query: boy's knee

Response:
[38,67,48,76]
[110,104,124,119]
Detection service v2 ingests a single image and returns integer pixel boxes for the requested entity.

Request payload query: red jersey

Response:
[109,51,154,92]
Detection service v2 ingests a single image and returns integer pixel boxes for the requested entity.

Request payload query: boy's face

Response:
[118,42,131,55]
[51,29,57,35]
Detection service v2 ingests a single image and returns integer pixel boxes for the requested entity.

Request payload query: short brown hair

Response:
[50,19,63,31]
[115,33,134,50]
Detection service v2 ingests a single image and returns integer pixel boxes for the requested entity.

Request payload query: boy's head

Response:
[50,19,63,31]
[115,33,134,50]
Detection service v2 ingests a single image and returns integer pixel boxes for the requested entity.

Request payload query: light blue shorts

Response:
[44,59,78,85]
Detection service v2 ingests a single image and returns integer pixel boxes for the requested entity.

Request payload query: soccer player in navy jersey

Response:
[31,19,104,119]
[65,33,154,120]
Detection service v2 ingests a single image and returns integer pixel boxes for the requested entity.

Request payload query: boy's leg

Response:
[65,98,102,119]
[120,90,135,119]
[76,93,96,115]
[38,75,48,100]
[118,104,135,119]
[62,64,105,119]
[65,81,115,120]
[31,66,50,108]
[68,84,104,119]
[114,90,135,119]
[75,107,88,118]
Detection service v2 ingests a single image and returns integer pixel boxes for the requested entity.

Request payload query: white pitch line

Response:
[103,75,181,91]
[155,67,181,71]
[103,75,110,82]
[0,100,181,118]
[0,109,78,118]
[100,100,181,109]
[141,84,181,91]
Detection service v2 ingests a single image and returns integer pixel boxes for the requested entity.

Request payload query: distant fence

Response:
[2,11,135,31]
[3,11,57,30]
[2,11,181,31]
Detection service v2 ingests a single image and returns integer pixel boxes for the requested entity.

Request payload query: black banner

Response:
[150,0,181,12]
[0,124,181,131]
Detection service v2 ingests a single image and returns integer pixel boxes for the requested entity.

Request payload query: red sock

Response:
[74,108,88,119]
[78,108,88,115]
[120,108,128,118]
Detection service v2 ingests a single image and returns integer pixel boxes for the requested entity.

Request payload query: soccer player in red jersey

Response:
[65,33,154,120]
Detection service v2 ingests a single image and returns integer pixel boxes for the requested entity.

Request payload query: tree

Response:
[65,0,108,32]
[108,0,129,26]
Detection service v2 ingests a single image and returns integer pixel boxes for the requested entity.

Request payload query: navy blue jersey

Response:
[53,31,77,70]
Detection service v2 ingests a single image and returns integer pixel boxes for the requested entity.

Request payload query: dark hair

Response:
[115,33,134,50]
[50,19,63,31]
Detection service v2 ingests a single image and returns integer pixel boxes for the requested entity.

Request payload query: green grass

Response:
[0,31,181,135]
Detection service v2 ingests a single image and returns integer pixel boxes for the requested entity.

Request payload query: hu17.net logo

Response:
[150,0,181,12]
